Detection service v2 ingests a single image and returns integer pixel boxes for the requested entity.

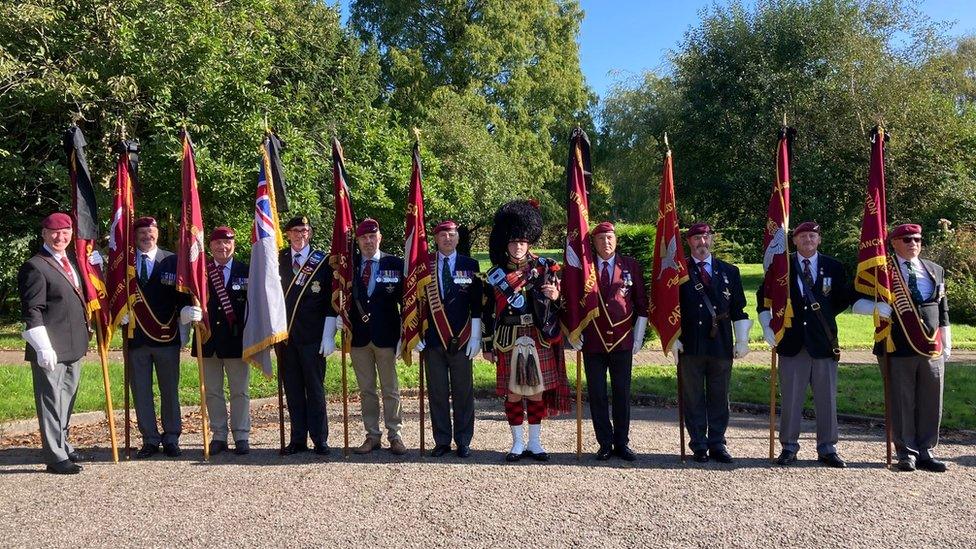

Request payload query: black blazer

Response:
[130,248,184,348]
[279,248,333,346]
[678,256,748,359]
[857,258,949,358]
[350,252,403,349]
[757,253,850,359]
[193,259,249,359]
[18,248,91,363]
[422,254,483,349]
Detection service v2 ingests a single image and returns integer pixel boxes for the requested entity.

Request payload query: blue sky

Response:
[337,1,976,101]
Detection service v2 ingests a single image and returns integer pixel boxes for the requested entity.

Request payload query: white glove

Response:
[180,305,202,325]
[466,319,482,360]
[568,335,583,351]
[23,326,57,371]
[320,317,337,357]
[632,316,648,355]
[336,316,344,332]
[415,339,426,352]
[394,339,402,360]
[671,340,684,356]
[758,310,776,348]
[942,325,952,360]
[120,313,129,326]
[733,319,753,359]
[852,298,892,320]
[88,250,103,266]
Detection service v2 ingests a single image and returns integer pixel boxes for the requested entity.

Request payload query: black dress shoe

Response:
[818,453,847,469]
[709,448,734,464]
[527,450,549,462]
[693,450,709,463]
[234,440,250,455]
[595,445,613,461]
[896,457,916,472]
[67,450,86,463]
[135,444,159,459]
[209,440,227,456]
[776,450,797,466]
[314,444,331,456]
[46,459,81,475]
[163,443,182,457]
[430,444,451,457]
[456,446,471,458]
[916,458,947,473]
[614,445,637,462]
[505,452,522,462]
[281,442,309,456]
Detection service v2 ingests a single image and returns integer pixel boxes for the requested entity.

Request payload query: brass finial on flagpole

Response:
[263,112,270,135]
[664,132,671,156]
[411,126,421,143]
[783,112,787,127]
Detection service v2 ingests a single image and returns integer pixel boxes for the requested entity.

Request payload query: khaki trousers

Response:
[350,343,403,441]
[202,357,251,442]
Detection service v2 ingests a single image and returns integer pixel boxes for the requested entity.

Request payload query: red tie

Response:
[698,261,711,286]
[600,262,611,296]
[361,259,373,290]
[60,256,77,288]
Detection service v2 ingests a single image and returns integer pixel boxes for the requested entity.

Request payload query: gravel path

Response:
[1,399,974,548]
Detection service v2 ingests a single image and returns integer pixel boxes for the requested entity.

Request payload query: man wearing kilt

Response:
[482,200,572,462]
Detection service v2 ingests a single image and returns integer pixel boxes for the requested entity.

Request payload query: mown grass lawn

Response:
[2,358,973,430]
[3,261,973,351]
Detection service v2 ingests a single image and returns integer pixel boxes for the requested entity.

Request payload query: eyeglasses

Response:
[901,236,922,243]
[289,228,310,234]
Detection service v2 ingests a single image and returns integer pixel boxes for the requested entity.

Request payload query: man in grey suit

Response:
[854,223,951,472]
[757,221,849,468]
[124,216,193,458]
[18,212,93,474]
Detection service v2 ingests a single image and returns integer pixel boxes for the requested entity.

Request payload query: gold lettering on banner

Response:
[777,273,789,287]
[860,238,883,250]
[406,203,418,215]
[668,308,681,326]
[866,195,878,216]
[666,274,680,288]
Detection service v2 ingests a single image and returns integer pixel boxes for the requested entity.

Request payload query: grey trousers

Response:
[202,357,251,443]
[778,349,838,456]
[129,344,182,446]
[679,354,732,452]
[31,359,82,464]
[424,346,475,448]
[350,343,403,441]
[884,355,944,461]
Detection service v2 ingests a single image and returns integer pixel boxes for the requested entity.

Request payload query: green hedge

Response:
[612,223,656,270]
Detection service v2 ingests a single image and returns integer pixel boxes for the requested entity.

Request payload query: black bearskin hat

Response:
[488,200,543,267]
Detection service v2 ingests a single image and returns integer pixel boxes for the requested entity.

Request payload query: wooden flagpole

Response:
[193,321,210,461]
[769,348,778,460]
[576,350,583,460]
[94,322,119,462]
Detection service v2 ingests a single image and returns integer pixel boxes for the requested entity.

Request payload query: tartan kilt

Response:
[494,344,562,396]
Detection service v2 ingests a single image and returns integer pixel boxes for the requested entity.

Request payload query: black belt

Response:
[500,314,534,326]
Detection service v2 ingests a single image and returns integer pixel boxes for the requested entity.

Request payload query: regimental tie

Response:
[697,261,711,286]
[600,261,611,299]
[361,259,373,293]
[60,256,77,288]
[292,252,302,275]
[139,253,150,285]
[905,260,925,303]
[801,258,816,291]
[441,257,453,294]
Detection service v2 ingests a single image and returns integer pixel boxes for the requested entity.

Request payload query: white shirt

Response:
[896,254,934,300]
[596,254,616,282]
[43,244,80,287]
[291,245,311,269]
[214,258,233,287]
[693,254,713,278]
[796,252,819,293]
[136,246,159,280]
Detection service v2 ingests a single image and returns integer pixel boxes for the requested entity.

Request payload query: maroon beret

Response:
[890,223,922,240]
[685,223,712,238]
[210,226,235,241]
[134,216,158,230]
[433,220,458,234]
[793,221,821,235]
[356,218,379,237]
[592,221,615,236]
[41,212,72,230]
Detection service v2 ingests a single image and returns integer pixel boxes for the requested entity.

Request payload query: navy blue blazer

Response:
[678,256,748,359]
[350,252,403,349]
[422,254,483,350]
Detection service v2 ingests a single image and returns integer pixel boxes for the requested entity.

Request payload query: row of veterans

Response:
[19,203,950,474]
